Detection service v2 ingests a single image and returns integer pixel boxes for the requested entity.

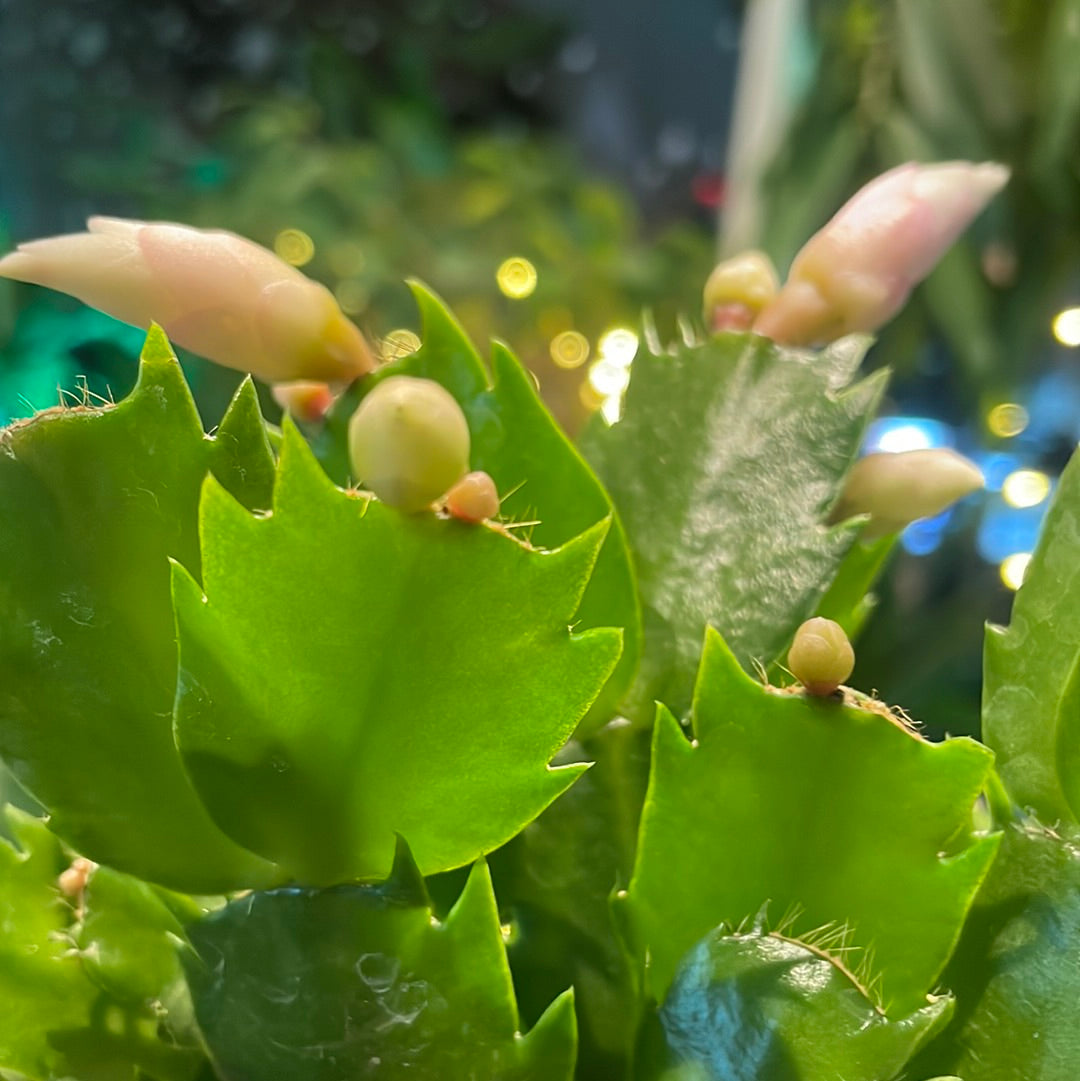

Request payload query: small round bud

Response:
[57,856,96,898]
[830,449,984,540]
[445,470,500,523]
[703,251,779,332]
[272,380,335,423]
[788,617,855,696]
[348,375,470,513]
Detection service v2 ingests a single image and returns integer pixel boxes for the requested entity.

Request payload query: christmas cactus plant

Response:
[0,162,1074,1081]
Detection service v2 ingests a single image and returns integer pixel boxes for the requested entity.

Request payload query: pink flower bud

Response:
[753,162,1009,345]
[445,471,500,523]
[0,217,375,384]
[271,381,336,423]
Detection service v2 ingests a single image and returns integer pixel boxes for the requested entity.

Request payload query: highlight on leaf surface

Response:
[643,919,953,1081]
[348,374,471,512]
[184,840,578,1081]
[581,327,883,720]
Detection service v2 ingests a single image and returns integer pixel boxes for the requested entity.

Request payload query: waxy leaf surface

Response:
[0,328,279,891]
[626,629,999,1014]
[186,843,577,1081]
[311,283,640,732]
[911,818,1080,1081]
[640,924,951,1081]
[984,449,1080,825]
[0,808,203,1081]
[172,420,620,884]
[582,331,885,718]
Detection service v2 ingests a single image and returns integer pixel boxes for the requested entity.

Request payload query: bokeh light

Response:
[999,552,1032,591]
[334,279,368,315]
[496,256,538,299]
[598,327,639,367]
[600,393,623,425]
[273,227,315,267]
[327,240,366,277]
[865,417,952,454]
[380,328,421,359]
[986,402,1029,438]
[978,451,1022,492]
[588,358,631,397]
[900,510,951,556]
[1052,306,1080,347]
[1002,469,1051,509]
[550,330,590,369]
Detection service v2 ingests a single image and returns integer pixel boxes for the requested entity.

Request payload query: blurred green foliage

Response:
[763,0,1080,404]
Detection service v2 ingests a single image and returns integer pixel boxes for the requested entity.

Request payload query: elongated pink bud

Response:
[0,217,375,384]
[753,162,1009,345]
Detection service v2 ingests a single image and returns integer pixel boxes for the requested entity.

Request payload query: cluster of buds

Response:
[702,161,1003,540]
[705,161,1010,345]
[0,164,1004,535]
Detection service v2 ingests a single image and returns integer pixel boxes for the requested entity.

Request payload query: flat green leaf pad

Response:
[312,284,640,732]
[172,420,620,883]
[984,449,1080,825]
[0,808,202,1081]
[186,845,577,1081]
[911,818,1080,1081]
[0,328,279,891]
[648,923,952,1081]
[626,629,999,1014]
[583,331,884,718]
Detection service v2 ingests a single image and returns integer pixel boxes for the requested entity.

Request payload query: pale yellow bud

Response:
[788,618,855,696]
[703,250,779,332]
[831,449,984,539]
[57,856,96,898]
[348,376,470,513]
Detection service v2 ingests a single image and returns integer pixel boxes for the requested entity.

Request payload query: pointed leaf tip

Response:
[173,428,620,882]
[384,834,430,906]
[140,322,178,363]
[629,627,999,1012]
